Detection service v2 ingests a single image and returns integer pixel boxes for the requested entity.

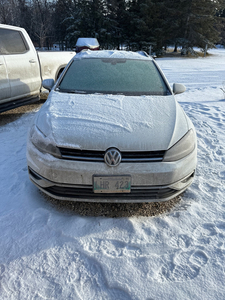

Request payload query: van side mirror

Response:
[173,83,186,95]
[42,79,55,91]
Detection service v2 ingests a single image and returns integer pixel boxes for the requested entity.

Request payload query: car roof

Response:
[73,50,153,61]
[76,38,99,48]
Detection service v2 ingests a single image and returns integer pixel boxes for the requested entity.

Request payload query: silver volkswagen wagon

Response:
[27,50,197,202]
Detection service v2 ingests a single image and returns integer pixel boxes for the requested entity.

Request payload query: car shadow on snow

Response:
[40,191,182,218]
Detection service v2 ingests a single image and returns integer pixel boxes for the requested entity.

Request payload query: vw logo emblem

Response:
[104,148,122,167]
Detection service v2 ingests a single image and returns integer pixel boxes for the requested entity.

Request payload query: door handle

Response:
[29,59,36,63]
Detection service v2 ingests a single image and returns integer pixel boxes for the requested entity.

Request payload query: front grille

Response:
[58,148,165,163]
[44,185,175,200]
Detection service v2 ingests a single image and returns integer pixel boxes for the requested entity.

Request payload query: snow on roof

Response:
[76,38,99,48]
[74,49,153,60]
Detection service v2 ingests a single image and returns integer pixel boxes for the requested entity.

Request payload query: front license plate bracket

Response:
[93,175,131,193]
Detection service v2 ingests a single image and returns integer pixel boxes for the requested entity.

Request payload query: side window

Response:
[0,28,29,55]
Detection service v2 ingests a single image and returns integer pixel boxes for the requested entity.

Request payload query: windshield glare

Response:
[58,58,170,96]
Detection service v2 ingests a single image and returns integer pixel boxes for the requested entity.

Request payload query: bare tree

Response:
[0,0,20,25]
[30,0,55,49]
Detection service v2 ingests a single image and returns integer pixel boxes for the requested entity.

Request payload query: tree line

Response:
[0,0,225,54]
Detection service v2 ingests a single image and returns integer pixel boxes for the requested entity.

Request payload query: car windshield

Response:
[58,58,170,96]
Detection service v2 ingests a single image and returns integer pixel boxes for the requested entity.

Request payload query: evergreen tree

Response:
[104,0,128,49]
[176,0,225,50]
[219,7,225,45]
[0,0,224,53]
[53,0,74,50]
[61,0,107,49]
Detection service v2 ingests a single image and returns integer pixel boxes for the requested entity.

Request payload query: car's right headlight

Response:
[29,124,61,158]
[163,129,196,162]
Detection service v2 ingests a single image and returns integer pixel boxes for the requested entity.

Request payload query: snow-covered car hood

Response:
[36,92,189,151]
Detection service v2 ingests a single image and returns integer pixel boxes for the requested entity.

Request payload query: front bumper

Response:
[27,141,197,203]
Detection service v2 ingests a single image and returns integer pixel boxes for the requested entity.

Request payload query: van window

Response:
[0,28,29,55]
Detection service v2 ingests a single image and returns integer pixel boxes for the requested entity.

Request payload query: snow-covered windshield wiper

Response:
[56,87,87,94]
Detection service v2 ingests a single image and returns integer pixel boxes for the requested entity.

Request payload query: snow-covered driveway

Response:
[0,49,225,300]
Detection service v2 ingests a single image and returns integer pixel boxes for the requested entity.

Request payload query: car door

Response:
[0,27,41,100]
[0,54,10,102]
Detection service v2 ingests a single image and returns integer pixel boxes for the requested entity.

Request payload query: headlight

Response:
[29,125,61,158]
[163,129,196,162]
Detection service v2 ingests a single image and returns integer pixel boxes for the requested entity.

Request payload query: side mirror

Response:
[173,83,186,95]
[42,79,55,91]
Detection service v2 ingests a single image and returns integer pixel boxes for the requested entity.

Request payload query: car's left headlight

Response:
[29,124,61,158]
[163,129,196,162]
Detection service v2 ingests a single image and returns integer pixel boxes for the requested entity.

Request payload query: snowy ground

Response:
[0,48,225,300]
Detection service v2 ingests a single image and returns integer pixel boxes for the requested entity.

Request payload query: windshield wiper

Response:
[57,88,87,94]
[69,90,87,94]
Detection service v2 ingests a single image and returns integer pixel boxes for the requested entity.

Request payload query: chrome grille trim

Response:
[58,148,165,163]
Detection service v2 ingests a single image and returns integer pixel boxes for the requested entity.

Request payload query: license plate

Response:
[93,175,131,193]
